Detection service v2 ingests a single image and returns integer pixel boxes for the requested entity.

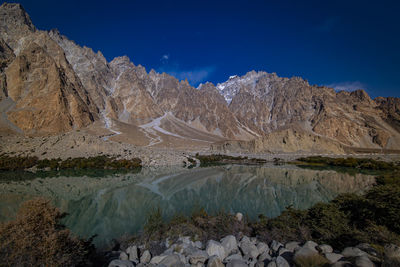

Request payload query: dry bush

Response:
[0,198,93,266]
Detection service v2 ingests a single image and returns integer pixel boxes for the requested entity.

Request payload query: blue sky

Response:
[4,0,400,98]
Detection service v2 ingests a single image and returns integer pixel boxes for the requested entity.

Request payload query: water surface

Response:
[0,164,375,248]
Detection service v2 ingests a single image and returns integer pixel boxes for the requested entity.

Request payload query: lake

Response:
[0,164,375,248]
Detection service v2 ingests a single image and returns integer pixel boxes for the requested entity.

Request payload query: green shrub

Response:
[0,155,142,171]
[0,155,38,170]
[143,207,165,240]
[305,203,352,247]
[195,154,265,166]
[296,156,398,171]
[365,184,400,233]
[252,207,310,243]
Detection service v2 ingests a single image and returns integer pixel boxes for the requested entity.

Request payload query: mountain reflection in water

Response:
[0,165,375,248]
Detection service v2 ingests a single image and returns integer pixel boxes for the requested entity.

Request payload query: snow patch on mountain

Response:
[216,71,267,104]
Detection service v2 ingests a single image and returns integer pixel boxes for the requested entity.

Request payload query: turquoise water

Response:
[0,164,375,248]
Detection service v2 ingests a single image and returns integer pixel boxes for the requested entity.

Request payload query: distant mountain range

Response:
[1,2,399,153]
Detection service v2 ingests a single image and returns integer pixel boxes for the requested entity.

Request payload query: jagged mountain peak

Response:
[0,2,35,29]
[216,70,275,104]
[1,3,399,151]
[0,2,36,49]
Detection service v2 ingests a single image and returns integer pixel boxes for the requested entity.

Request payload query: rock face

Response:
[216,71,400,151]
[211,127,346,154]
[1,2,400,152]
[5,39,96,134]
[0,3,97,135]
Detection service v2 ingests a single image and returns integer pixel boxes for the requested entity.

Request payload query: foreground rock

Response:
[107,235,395,266]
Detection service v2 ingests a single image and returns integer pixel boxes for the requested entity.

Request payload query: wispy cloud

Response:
[326,81,366,92]
[160,54,170,64]
[158,54,215,85]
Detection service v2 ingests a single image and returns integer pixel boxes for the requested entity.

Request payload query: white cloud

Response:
[326,81,366,92]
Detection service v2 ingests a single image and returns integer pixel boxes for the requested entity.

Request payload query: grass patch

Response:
[195,153,266,167]
[0,155,38,171]
[296,156,399,171]
[0,155,142,171]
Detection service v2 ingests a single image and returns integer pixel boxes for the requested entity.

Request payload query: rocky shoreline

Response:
[107,231,400,267]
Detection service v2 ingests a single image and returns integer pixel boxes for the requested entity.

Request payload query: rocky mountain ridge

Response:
[0,2,399,153]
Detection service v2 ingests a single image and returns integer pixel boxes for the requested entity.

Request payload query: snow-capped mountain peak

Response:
[216,71,267,104]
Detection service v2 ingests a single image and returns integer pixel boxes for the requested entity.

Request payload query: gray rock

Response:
[182,245,199,256]
[177,253,186,264]
[250,237,258,244]
[207,255,224,267]
[221,235,239,255]
[179,236,192,245]
[255,261,265,267]
[270,240,283,253]
[136,264,156,267]
[162,247,174,255]
[195,241,203,249]
[278,247,290,256]
[150,255,168,264]
[325,252,344,263]
[294,245,318,260]
[240,240,259,259]
[159,254,185,267]
[258,251,272,262]
[172,243,184,254]
[317,244,333,254]
[108,260,135,267]
[119,252,129,261]
[206,240,226,260]
[140,250,151,264]
[240,236,251,243]
[277,248,293,263]
[243,254,252,262]
[276,256,290,267]
[126,246,138,261]
[224,253,243,262]
[257,242,269,255]
[342,247,367,258]
[302,241,318,250]
[226,259,248,267]
[236,212,243,222]
[384,244,400,266]
[189,249,209,264]
[356,243,378,257]
[385,243,400,258]
[331,261,353,267]
[284,241,300,252]
[355,255,374,267]
[266,261,277,267]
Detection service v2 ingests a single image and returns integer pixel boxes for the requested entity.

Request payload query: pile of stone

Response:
[108,235,400,267]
